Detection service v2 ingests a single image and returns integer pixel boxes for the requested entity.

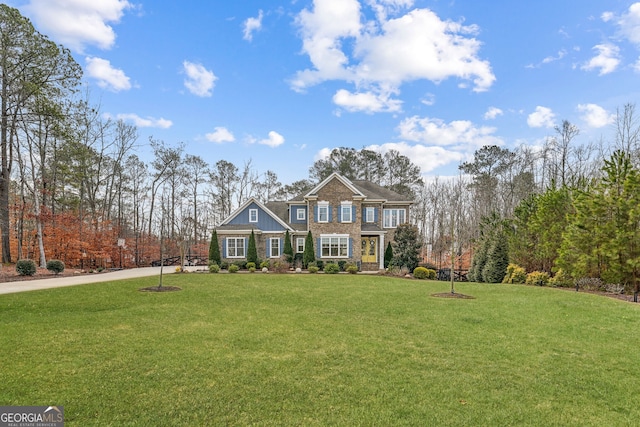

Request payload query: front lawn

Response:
[1,274,639,426]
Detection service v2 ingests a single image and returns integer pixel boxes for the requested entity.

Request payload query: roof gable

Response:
[304,172,365,200]
[221,198,292,231]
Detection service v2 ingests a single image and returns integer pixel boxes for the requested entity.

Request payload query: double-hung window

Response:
[249,209,258,223]
[270,238,280,258]
[227,237,245,258]
[383,208,406,228]
[296,209,306,221]
[341,203,352,223]
[296,237,305,253]
[365,207,375,223]
[317,203,329,222]
[320,235,349,258]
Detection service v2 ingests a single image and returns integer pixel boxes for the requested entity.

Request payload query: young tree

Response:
[391,223,421,272]
[303,231,315,268]
[209,230,221,265]
[283,229,293,263]
[384,241,393,269]
[481,228,509,283]
[247,230,258,265]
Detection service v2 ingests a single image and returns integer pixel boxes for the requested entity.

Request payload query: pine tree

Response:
[384,241,393,268]
[303,231,315,268]
[391,224,421,271]
[283,230,293,263]
[482,229,509,283]
[247,230,258,265]
[209,230,221,265]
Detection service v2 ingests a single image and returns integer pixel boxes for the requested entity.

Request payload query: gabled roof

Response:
[220,197,293,231]
[303,172,366,200]
[350,180,412,203]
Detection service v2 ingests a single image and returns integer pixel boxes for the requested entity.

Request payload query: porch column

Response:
[379,234,385,270]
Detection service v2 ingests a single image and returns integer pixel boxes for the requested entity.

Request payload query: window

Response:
[317,203,329,222]
[341,203,352,223]
[365,207,375,223]
[383,208,406,228]
[296,237,305,253]
[296,208,306,221]
[249,209,258,223]
[270,238,280,258]
[320,235,349,258]
[227,237,245,258]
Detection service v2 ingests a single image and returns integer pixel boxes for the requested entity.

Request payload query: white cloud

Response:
[292,1,495,109]
[527,106,556,128]
[243,10,264,41]
[183,61,217,97]
[484,107,503,120]
[542,49,567,64]
[365,142,464,174]
[332,88,402,113]
[256,131,285,148]
[85,57,131,92]
[582,43,621,75]
[205,127,235,143]
[397,115,503,148]
[611,2,640,46]
[24,0,132,52]
[116,113,172,129]
[577,103,615,128]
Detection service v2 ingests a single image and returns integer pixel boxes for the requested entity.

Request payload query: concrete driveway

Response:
[0,266,204,295]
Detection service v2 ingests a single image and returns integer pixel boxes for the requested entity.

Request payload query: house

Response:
[215,172,413,271]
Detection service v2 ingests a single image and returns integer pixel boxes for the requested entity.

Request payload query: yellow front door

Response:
[361,237,378,263]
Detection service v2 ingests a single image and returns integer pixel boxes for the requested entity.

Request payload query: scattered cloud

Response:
[183,61,217,97]
[115,113,172,128]
[484,107,503,120]
[292,0,495,112]
[577,103,615,128]
[85,57,131,92]
[581,43,621,75]
[608,2,640,46]
[366,142,465,174]
[23,0,132,52]
[252,131,285,148]
[397,115,503,148]
[332,88,402,113]
[542,49,567,64]
[527,106,556,128]
[243,10,264,41]
[205,127,235,143]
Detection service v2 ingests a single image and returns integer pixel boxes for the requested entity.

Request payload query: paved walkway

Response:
[0,266,203,295]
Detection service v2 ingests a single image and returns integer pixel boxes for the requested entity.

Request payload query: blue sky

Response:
[7,0,640,183]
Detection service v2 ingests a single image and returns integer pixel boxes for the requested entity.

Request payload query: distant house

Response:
[215,172,413,271]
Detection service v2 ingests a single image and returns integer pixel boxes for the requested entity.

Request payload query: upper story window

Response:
[340,203,352,223]
[249,209,258,223]
[296,208,306,221]
[317,202,329,223]
[383,208,406,228]
[365,207,375,223]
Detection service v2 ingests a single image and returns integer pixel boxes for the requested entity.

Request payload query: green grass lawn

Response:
[1,274,639,426]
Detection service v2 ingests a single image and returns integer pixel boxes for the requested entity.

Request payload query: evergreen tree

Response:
[482,229,509,283]
[209,230,221,265]
[283,230,293,263]
[391,224,421,271]
[468,212,502,282]
[384,241,393,269]
[247,230,258,265]
[303,231,315,268]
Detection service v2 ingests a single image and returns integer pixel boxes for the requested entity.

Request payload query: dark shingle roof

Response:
[350,180,409,202]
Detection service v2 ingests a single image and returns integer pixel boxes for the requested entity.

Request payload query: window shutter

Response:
[317,238,321,258]
[245,238,248,258]
[266,238,270,258]
[314,205,318,223]
[338,207,342,223]
[280,238,283,256]
[352,206,356,221]
[349,238,353,258]
[222,238,227,258]
[374,208,379,223]
[328,205,333,222]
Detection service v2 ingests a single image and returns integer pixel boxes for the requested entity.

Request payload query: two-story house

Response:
[215,172,413,271]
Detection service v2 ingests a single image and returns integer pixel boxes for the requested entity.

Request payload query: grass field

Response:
[1,273,639,426]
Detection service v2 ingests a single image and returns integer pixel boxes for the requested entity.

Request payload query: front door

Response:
[361,237,378,263]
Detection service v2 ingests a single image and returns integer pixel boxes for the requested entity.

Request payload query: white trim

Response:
[226,237,246,258]
[269,238,280,258]
[249,209,258,223]
[317,201,329,223]
[340,202,352,223]
[220,197,294,231]
[383,208,406,228]
[296,237,305,253]
[365,207,375,223]
[304,172,366,199]
[296,209,306,220]
[319,234,349,258]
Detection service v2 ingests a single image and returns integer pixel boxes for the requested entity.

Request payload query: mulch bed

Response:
[138,285,182,292]
[431,292,475,299]
[0,267,101,283]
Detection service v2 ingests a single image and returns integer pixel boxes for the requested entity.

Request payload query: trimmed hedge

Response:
[46,260,65,275]
[16,259,36,276]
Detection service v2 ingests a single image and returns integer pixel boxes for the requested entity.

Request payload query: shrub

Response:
[324,263,340,274]
[46,259,65,275]
[273,261,289,273]
[576,277,605,292]
[246,262,256,270]
[209,264,220,273]
[525,271,550,286]
[502,263,527,284]
[549,269,572,288]
[16,259,36,276]
[220,261,230,270]
[228,264,239,273]
[346,263,358,274]
[308,266,319,274]
[316,260,324,271]
[337,260,347,271]
[260,261,270,269]
[413,266,429,279]
[249,267,256,273]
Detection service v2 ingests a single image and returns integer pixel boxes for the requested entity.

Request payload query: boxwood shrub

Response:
[16,259,37,276]
[46,259,65,275]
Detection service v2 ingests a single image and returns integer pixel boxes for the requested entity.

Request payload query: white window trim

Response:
[296,208,306,221]
[340,202,352,223]
[249,209,258,223]
[383,208,406,228]
[320,234,349,259]
[296,237,305,253]
[227,237,246,258]
[317,202,329,223]
[365,207,375,223]
[270,238,280,258]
